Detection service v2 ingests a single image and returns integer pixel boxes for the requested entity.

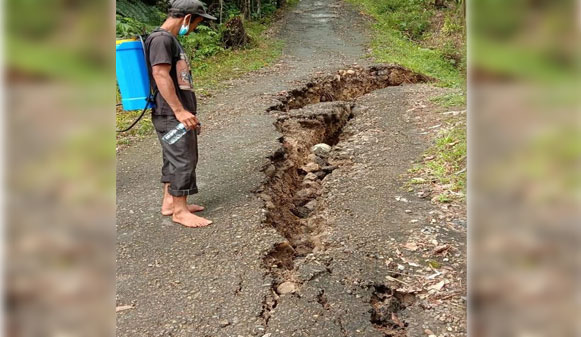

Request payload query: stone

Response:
[315,171,328,179]
[308,153,327,166]
[292,206,311,218]
[304,173,318,181]
[219,319,230,327]
[311,143,332,157]
[276,281,297,294]
[263,164,276,177]
[304,200,317,211]
[302,162,320,172]
[296,188,318,199]
[321,165,337,173]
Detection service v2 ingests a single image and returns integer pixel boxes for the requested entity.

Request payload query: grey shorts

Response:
[152,114,199,197]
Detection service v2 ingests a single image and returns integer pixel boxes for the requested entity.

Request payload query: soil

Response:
[116,0,466,336]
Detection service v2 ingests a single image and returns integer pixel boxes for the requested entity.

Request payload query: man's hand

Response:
[174,108,199,130]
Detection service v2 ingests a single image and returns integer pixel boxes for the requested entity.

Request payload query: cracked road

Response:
[116,0,466,336]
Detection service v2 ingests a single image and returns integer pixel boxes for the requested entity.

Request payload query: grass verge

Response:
[346,0,464,87]
[192,21,283,95]
[407,116,466,203]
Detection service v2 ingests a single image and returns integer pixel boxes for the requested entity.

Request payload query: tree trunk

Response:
[221,16,250,49]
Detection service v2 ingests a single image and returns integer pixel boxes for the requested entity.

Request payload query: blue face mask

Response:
[178,18,190,36]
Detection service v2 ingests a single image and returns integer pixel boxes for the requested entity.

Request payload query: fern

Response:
[116,0,164,26]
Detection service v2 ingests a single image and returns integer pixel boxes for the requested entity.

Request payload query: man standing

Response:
[145,0,216,228]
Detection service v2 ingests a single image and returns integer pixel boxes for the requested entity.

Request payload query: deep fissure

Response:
[369,284,416,337]
[256,64,429,327]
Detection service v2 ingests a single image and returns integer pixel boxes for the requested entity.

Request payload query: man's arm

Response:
[152,64,199,130]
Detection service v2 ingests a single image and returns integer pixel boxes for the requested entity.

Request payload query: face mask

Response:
[178,17,190,36]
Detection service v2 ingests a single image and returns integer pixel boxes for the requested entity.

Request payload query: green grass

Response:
[430,92,466,108]
[347,0,464,87]
[116,108,154,146]
[408,119,467,203]
[192,21,283,95]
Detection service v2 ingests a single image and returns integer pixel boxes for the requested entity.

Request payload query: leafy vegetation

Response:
[346,0,467,203]
[347,0,465,87]
[116,0,289,146]
[430,92,465,108]
[408,118,467,203]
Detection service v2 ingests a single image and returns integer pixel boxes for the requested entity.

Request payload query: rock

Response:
[291,206,311,218]
[321,165,337,173]
[276,281,297,294]
[308,153,327,166]
[305,200,317,211]
[311,143,332,157]
[263,164,276,177]
[218,319,230,327]
[296,188,318,200]
[304,172,318,181]
[301,162,320,172]
[315,170,328,179]
[301,180,321,190]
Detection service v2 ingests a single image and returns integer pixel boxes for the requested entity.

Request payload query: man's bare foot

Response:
[161,201,205,216]
[161,183,205,215]
[172,210,213,228]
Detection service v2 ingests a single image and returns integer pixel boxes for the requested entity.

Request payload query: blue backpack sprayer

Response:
[116,36,158,132]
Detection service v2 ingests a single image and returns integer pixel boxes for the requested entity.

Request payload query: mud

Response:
[258,102,353,324]
[257,64,430,332]
[369,284,416,336]
[268,65,433,112]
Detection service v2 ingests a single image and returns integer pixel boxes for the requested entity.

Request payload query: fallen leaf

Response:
[428,260,441,269]
[428,280,446,291]
[404,242,418,251]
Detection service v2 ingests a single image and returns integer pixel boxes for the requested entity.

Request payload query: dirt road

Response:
[116,0,466,336]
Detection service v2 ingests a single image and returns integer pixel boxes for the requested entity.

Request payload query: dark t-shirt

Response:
[145,29,197,116]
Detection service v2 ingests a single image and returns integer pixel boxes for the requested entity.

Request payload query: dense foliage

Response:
[116,0,286,62]
[347,0,465,86]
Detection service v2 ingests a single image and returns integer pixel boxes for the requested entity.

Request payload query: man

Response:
[145,0,216,228]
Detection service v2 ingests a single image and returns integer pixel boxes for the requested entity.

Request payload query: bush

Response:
[116,15,149,38]
[376,0,432,40]
[116,0,164,26]
[179,25,225,62]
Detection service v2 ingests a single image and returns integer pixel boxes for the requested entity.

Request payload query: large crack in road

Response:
[257,65,429,335]
[116,0,467,333]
